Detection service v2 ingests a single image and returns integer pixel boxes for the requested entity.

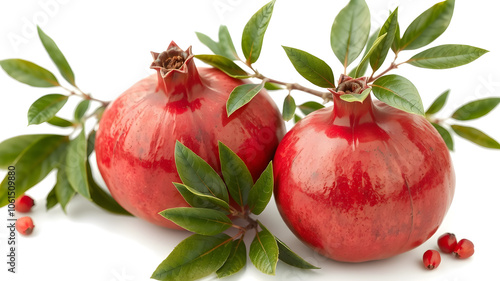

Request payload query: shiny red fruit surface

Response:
[95,42,285,228]
[273,78,455,262]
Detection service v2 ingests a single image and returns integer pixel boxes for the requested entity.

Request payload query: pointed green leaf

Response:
[250,221,279,275]
[391,22,401,53]
[196,25,238,60]
[194,55,249,78]
[74,99,90,122]
[264,82,283,91]
[219,142,253,207]
[46,186,59,211]
[432,123,454,151]
[27,94,68,125]
[349,27,380,78]
[55,166,76,212]
[408,44,488,69]
[86,130,96,157]
[0,135,68,207]
[370,8,398,72]
[275,237,319,269]
[37,26,76,86]
[330,0,371,68]
[354,33,387,78]
[151,234,233,281]
[340,88,372,103]
[195,32,222,57]
[248,162,273,215]
[426,89,450,115]
[159,207,232,235]
[399,0,454,51]
[298,101,325,116]
[65,130,90,199]
[241,0,276,64]
[293,114,302,124]
[226,82,265,116]
[47,116,74,128]
[175,141,229,202]
[451,125,500,149]
[372,74,424,115]
[0,134,50,169]
[216,238,247,278]
[173,183,230,212]
[451,97,500,120]
[282,95,297,122]
[87,162,132,215]
[282,46,335,88]
[0,59,59,87]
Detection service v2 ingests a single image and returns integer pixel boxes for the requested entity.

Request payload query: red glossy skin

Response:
[95,43,285,228]
[15,195,35,213]
[423,250,441,269]
[453,239,474,259]
[437,232,457,253]
[273,91,455,262]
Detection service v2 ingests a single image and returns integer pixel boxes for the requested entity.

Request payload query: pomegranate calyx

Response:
[334,74,368,96]
[150,41,194,78]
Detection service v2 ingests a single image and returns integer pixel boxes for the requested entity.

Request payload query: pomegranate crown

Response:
[150,41,194,78]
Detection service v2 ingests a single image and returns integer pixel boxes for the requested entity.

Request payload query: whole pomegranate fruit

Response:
[95,42,285,228]
[273,76,455,262]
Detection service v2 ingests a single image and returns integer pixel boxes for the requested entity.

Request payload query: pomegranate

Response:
[95,42,285,228]
[273,76,455,262]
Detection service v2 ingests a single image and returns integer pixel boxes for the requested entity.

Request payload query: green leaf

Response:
[218,142,253,207]
[0,134,49,169]
[392,22,401,53]
[282,95,296,122]
[293,114,302,124]
[451,97,500,120]
[27,94,68,125]
[399,0,455,51]
[275,237,319,269]
[74,99,90,122]
[330,0,371,68]
[426,89,450,115]
[282,46,335,88]
[87,130,96,157]
[451,125,500,149]
[226,82,265,116]
[408,44,488,69]
[264,82,283,91]
[249,221,279,275]
[372,74,424,115]
[248,162,273,215]
[159,207,232,235]
[175,141,229,202]
[151,234,233,281]
[37,26,76,86]
[196,25,238,60]
[0,59,59,87]
[46,186,59,211]
[298,101,325,116]
[0,135,68,207]
[216,238,247,278]
[87,162,132,216]
[194,55,249,78]
[355,33,387,78]
[47,116,74,128]
[65,129,90,199]
[340,88,372,103]
[349,27,380,78]
[173,183,230,212]
[241,0,276,64]
[370,8,398,72]
[55,166,76,212]
[432,123,454,151]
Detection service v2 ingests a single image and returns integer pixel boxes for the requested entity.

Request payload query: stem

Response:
[253,73,332,102]
[61,85,110,107]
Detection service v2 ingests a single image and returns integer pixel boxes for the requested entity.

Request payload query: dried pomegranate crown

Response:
[331,74,368,96]
[150,41,194,77]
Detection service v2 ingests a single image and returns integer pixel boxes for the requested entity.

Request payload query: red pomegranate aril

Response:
[423,250,441,270]
[16,216,35,235]
[437,232,457,253]
[453,239,474,259]
[95,42,285,228]
[15,195,35,213]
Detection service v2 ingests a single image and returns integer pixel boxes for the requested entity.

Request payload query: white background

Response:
[1,0,500,280]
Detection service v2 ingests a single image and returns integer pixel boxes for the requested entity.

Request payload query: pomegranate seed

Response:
[453,239,474,259]
[16,216,35,236]
[423,250,441,270]
[15,195,35,213]
[437,232,457,253]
